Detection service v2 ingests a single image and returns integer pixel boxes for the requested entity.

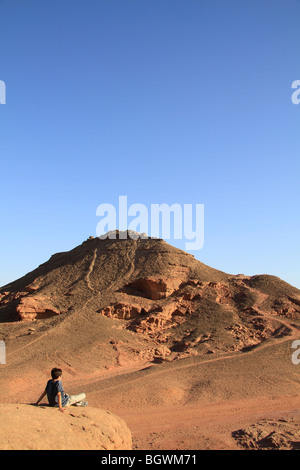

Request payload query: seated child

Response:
[36,368,87,412]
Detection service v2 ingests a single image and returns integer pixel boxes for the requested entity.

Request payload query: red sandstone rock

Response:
[16,296,60,321]
[126,276,183,300]
[99,302,143,320]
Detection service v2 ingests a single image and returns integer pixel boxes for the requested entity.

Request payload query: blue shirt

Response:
[45,379,69,407]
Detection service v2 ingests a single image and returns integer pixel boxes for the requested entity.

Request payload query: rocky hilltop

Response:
[1,232,299,362]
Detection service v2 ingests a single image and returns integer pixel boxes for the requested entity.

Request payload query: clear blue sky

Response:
[0,0,299,288]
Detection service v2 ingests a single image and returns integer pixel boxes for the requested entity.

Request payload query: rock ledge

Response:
[0,404,132,450]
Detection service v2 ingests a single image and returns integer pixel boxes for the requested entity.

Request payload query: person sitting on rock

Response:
[35,367,87,412]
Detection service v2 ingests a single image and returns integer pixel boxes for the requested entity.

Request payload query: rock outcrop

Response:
[124,276,184,300]
[16,296,61,321]
[232,418,300,450]
[0,404,132,450]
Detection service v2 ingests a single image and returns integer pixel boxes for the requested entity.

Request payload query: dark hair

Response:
[51,368,62,380]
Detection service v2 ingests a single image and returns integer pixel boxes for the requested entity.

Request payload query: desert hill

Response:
[0,232,299,449]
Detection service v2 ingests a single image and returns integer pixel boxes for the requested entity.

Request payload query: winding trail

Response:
[85,248,98,292]
[106,239,137,293]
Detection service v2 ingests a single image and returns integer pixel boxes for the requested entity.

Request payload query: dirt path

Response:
[117,395,300,450]
[86,248,98,292]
